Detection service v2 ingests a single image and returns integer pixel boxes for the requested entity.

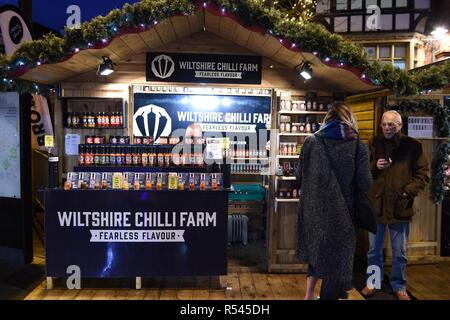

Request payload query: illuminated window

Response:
[380,46,391,59]
[365,47,376,59]
[396,0,408,7]
[363,44,409,69]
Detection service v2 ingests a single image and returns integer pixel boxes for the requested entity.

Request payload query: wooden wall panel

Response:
[219,16,238,42]
[347,99,376,143]
[170,16,191,40]
[154,20,177,45]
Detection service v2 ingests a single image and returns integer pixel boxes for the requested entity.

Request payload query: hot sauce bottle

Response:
[189,173,196,191]
[132,146,141,166]
[64,172,73,190]
[211,174,218,191]
[178,173,185,190]
[101,173,108,189]
[125,146,133,166]
[164,145,172,167]
[156,173,163,190]
[118,112,123,127]
[145,173,152,190]
[200,173,206,191]
[94,145,100,166]
[134,173,140,190]
[110,146,117,166]
[78,145,85,166]
[123,173,130,190]
[141,146,149,167]
[148,146,156,167]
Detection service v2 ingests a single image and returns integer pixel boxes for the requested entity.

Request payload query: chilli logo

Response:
[151,54,175,79]
[133,104,172,140]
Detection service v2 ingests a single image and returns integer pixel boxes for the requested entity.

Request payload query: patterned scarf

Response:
[315,119,358,141]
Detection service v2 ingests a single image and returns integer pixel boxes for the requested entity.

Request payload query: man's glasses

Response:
[381,122,399,128]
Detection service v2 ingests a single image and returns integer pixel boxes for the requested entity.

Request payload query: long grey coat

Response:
[296,135,372,282]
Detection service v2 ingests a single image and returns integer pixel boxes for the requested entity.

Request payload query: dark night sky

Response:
[0,0,140,33]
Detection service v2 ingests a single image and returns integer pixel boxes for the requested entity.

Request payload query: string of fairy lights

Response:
[0,0,447,97]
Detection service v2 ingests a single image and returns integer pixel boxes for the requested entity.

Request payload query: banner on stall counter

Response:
[0,6,33,56]
[31,94,55,152]
[133,93,271,145]
[44,190,228,277]
[147,53,262,84]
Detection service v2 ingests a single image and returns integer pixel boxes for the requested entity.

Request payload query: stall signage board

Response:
[408,117,433,138]
[133,93,271,152]
[44,190,228,277]
[146,53,262,84]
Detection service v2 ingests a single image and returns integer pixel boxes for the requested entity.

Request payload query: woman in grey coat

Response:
[296,103,372,300]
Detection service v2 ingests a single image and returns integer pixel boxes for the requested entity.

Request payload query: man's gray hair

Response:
[382,110,403,124]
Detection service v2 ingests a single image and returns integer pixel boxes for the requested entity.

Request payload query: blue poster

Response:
[133,93,272,145]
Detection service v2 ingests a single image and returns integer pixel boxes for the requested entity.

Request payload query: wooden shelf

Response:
[277,155,298,159]
[275,198,299,203]
[231,172,269,176]
[416,137,450,141]
[279,133,313,136]
[230,158,269,161]
[276,176,296,180]
[65,127,126,130]
[279,111,327,115]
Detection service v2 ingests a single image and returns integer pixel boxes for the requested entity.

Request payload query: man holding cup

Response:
[362,110,430,300]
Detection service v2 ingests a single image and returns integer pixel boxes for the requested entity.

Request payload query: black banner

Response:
[44,190,228,277]
[146,53,262,84]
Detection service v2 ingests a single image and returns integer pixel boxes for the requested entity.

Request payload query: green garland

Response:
[411,61,450,93]
[388,100,450,203]
[388,100,450,137]
[0,0,449,96]
[431,142,450,203]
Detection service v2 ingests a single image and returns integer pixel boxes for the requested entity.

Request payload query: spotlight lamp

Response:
[297,61,313,81]
[97,56,114,76]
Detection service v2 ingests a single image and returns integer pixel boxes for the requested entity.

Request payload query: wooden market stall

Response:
[17,6,389,274]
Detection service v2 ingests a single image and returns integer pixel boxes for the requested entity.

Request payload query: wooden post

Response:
[46,277,53,290]
[135,277,142,290]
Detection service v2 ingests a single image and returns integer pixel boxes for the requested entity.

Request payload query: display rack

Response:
[267,90,331,273]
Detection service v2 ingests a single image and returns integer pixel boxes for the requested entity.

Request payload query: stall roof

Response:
[18,8,383,94]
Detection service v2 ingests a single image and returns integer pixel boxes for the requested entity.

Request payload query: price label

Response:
[168,173,178,190]
[45,135,54,148]
[222,138,230,150]
[112,173,123,189]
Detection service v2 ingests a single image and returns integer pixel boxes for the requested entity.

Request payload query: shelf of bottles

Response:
[64,171,223,191]
[65,111,125,129]
[77,140,207,172]
[230,164,269,175]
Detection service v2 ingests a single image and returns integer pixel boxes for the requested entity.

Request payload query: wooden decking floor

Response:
[24,241,364,300]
